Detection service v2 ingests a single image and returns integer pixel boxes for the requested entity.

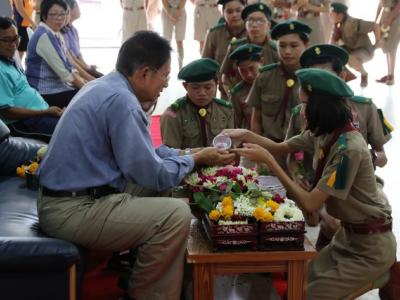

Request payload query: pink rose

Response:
[294,151,304,161]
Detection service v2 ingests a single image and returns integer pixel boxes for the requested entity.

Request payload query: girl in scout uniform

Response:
[220,3,278,96]
[375,0,400,85]
[227,68,396,299]
[329,2,381,87]
[121,0,148,42]
[192,0,221,53]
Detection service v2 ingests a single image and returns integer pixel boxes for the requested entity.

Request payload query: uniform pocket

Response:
[261,94,281,117]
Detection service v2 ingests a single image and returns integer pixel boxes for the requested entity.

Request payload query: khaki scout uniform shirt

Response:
[121,0,147,42]
[160,96,235,149]
[338,16,375,55]
[220,37,279,93]
[380,0,400,54]
[194,0,221,42]
[248,62,300,142]
[202,23,247,65]
[228,80,252,129]
[287,130,396,299]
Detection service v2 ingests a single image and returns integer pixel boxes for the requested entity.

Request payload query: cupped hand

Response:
[46,106,64,117]
[230,143,274,165]
[219,128,254,145]
[194,147,236,166]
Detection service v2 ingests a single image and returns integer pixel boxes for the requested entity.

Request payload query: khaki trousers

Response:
[38,184,192,300]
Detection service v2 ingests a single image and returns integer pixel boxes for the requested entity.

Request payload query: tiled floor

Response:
[75,1,398,299]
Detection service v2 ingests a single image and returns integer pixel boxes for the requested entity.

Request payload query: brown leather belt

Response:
[41,185,118,199]
[342,218,392,235]
[123,6,145,11]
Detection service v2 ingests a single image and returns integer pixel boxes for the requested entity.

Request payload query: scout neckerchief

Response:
[274,64,297,128]
[312,122,356,188]
[188,98,210,147]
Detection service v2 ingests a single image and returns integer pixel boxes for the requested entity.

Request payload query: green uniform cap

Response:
[217,0,245,6]
[300,44,349,67]
[241,3,272,20]
[295,68,354,97]
[270,20,312,40]
[229,43,263,63]
[330,2,348,13]
[178,58,220,82]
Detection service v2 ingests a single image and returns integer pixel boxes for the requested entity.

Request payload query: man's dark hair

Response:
[40,0,69,22]
[116,31,172,77]
[305,92,352,136]
[0,17,16,30]
[308,56,343,75]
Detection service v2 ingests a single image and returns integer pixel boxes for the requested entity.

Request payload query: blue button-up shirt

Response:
[39,71,194,191]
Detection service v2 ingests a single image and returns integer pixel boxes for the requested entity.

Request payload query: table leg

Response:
[193,263,214,300]
[287,260,308,300]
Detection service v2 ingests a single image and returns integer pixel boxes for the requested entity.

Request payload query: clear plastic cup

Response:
[212,135,232,150]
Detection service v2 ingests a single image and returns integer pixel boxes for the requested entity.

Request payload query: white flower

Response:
[185,172,200,185]
[203,180,215,189]
[273,205,304,221]
[235,194,256,217]
[203,167,217,176]
[215,176,228,184]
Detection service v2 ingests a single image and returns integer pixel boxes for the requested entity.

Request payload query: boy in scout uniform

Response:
[229,68,396,300]
[202,0,246,66]
[161,58,234,149]
[329,2,381,87]
[192,0,221,53]
[375,0,400,85]
[248,20,310,168]
[220,3,279,96]
[121,0,148,42]
[228,43,264,129]
[286,44,394,233]
[161,0,187,69]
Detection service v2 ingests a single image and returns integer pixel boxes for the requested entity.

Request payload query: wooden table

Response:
[186,219,318,300]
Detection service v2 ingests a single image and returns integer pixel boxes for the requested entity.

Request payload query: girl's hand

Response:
[231,143,274,165]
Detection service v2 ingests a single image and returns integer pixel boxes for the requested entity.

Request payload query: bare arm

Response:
[66,51,95,81]
[14,0,37,29]
[302,1,330,13]
[1,106,63,119]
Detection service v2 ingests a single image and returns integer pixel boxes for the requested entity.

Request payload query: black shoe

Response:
[106,252,134,273]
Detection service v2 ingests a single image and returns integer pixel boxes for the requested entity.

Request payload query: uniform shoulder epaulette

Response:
[291,104,302,116]
[229,81,245,96]
[268,40,277,51]
[326,133,349,189]
[349,95,372,105]
[259,62,279,73]
[230,37,246,46]
[210,22,225,32]
[169,97,187,111]
[213,97,232,108]
[377,108,394,135]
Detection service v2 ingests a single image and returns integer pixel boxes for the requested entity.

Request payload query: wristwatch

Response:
[184,148,191,155]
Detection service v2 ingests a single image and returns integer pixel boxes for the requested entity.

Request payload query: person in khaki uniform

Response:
[375,0,400,85]
[220,3,278,96]
[161,58,235,149]
[36,32,236,300]
[202,0,246,66]
[161,0,187,69]
[248,20,310,145]
[286,44,393,230]
[329,2,381,87]
[228,43,264,129]
[120,0,148,42]
[226,68,397,300]
[192,0,221,53]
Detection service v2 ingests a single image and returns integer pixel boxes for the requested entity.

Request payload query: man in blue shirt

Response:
[0,17,62,143]
[38,30,235,300]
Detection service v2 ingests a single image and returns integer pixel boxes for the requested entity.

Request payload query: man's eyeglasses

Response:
[48,12,68,19]
[0,36,21,45]
[153,68,170,82]
[246,18,267,25]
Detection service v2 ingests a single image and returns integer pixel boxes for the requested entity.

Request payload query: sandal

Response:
[386,75,394,86]
[376,75,388,83]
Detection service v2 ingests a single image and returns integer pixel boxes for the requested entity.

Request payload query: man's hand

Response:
[193,147,236,166]
[45,106,64,117]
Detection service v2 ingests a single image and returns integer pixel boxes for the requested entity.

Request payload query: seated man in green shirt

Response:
[0,17,62,143]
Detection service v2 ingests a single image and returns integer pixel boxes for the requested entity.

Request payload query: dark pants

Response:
[41,89,79,108]
[9,116,59,143]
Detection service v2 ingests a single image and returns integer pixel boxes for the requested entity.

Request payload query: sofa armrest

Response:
[0,237,80,271]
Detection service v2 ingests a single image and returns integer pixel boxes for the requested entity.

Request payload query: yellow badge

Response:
[231,37,237,42]
[259,4,263,10]
[315,47,321,55]
[319,148,324,160]
[198,108,207,117]
[289,23,295,30]
[307,84,312,92]
[286,79,295,87]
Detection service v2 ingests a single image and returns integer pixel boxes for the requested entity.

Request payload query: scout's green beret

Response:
[330,2,348,13]
[178,58,220,82]
[217,0,245,6]
[295,68,354,97]
[300,44,349,67]
[241,3,272,20]
[270,20,312,40]
[229,43,263,63]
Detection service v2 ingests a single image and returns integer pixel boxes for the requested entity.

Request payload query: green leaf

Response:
[193,192,213,212]
[232,183,241,194]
